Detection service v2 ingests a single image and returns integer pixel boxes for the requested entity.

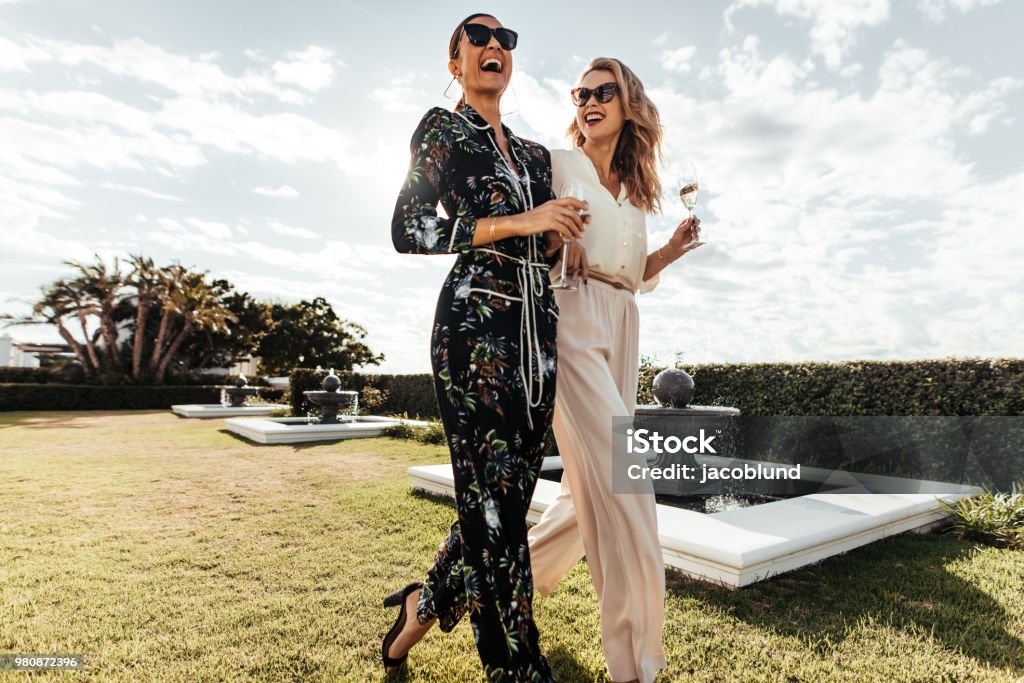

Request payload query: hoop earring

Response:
[500,82,521,117]
[443,77,462,102]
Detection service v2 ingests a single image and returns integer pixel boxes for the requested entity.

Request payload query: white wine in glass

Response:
[551,181,583,291]
[677,162,704,250]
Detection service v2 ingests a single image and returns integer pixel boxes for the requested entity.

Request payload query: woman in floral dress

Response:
[382,12,587,682]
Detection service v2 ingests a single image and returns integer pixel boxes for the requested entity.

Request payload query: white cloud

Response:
[0,35,52,71]
[183,217,235,240]
[4,35,336,104]
[917,0,1004,21]
[271,46,337,91]
[252,184,300,198]
[0,88,207,171]
[510,70,575,146]
[661,46,697,74]
[639,36,1023,362]
[267,220,318,239]
[99,183,183,201]
[370,75,430,114]
[154,96,364,172]
[839,63,862,78]
[725,0,890,69]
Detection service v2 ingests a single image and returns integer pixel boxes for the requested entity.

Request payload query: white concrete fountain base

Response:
[407,459,977,588]
[172,404,279,419]
[224,416,431,445]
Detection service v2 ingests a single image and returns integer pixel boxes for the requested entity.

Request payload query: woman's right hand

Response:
[512,198,588,239]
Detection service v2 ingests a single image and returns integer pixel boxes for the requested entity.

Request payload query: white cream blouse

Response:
[550,147,658,293]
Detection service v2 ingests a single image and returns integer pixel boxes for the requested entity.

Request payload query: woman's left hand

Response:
[664,215,702,260]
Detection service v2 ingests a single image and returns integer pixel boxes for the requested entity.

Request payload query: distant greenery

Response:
[4,254,381,384]
[255,297,382,377]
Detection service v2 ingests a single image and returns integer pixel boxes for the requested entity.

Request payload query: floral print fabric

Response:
[391,105,558,682]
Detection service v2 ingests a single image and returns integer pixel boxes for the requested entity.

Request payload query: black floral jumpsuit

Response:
[392,105,558,682]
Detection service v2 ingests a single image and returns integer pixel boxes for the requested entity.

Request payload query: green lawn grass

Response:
[1,411,1022,682]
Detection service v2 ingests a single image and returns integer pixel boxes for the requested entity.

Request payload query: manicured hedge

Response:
[0,367,84,384]
[288,360,1023,420]
[290,369,438,419]
[637,359,1024,416]
[8,359,1017,416]
[0,384,222,411]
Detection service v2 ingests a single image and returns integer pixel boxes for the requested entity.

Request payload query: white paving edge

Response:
[225,416,431,444]
[171,404,278,418]
[406,462,976,588]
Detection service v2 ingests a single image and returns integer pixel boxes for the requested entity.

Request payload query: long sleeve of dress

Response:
[391,108,478,255]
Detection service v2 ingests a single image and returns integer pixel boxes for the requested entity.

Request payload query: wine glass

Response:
[677,162,704,251]
[550,181,583,291]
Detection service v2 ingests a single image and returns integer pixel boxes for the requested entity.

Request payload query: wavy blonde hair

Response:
[568,58,663,213]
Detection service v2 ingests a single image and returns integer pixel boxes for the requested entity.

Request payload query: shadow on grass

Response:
[546,644,596,681]
[216,427,356,451]
[667,534,1024,675]
[409,489,459,508]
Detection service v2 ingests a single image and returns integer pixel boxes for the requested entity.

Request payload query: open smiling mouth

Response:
[481,58,503,73]
[585,112,604,125]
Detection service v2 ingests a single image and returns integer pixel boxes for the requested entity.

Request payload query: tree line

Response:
[4,255,382,383]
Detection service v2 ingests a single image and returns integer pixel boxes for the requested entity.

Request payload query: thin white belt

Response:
[469,246,550,429]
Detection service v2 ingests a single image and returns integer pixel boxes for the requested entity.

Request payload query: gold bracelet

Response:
[658,246,667,262]
[489,218,497,244]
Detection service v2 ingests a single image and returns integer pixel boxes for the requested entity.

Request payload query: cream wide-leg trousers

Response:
[528,280,667,683]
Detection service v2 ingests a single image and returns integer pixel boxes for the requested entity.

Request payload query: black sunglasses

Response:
[571,83,619,107]
[460,23,518,52]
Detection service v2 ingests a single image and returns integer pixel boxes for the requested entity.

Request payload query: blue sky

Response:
[1,0,1021,373]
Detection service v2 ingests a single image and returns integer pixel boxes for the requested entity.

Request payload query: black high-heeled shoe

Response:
[381,581,423,675]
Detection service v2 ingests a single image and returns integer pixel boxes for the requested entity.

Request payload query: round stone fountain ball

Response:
[652,369,695,408]
[322,372,341,392]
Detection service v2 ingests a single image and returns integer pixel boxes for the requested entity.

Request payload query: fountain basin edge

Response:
[224,416,431,444]
[172,404,279,419]
[407,460,978,588]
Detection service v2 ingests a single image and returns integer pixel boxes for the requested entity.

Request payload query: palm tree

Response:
[65,256,126,374]
[125,255,162,382]
[153,272,235,382]
[147,263,187,376]
[6,279,97,379]
[63,276,104,374]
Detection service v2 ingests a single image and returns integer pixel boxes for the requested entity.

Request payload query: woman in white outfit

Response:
[529,57,701,683]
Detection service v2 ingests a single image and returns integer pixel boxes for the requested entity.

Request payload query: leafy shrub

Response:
[360,386,389,414]
[940,485,1024,549]
[380,419,446,445]
[380,422,418,440]
[417,422,447,445]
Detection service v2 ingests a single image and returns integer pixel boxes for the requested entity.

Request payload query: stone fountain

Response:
[303,369,358,424]
[633,368,742,500]
[172,374,277,419]
[222,374,259,408]
[223,369,428,444]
